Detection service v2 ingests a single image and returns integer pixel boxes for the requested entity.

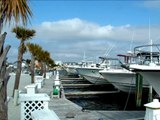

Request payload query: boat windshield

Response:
[133,44,160,65]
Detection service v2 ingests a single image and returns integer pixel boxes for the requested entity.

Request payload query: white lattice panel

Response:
[24,101,45,120]
[19,94,50,120]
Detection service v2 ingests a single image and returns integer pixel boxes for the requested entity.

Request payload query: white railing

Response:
[34,76,44,89]
[25,84,38,95]
[19,90,50,120]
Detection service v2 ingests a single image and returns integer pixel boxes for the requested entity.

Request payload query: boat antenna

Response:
[149,18,153,63]
[129,31,134,52]
[83,51,86,62]
[103,46,111,56]
[105,45,114,57]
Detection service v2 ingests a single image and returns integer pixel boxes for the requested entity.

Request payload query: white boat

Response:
[100,68,149,93]
[63,62,81,75]
[99,55,150,93]
[129,44,160,95]
[76,57,109,84]
[76,67,108,84]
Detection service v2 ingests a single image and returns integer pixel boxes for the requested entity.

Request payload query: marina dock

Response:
[7,74,145,120]
[39,75,145,120]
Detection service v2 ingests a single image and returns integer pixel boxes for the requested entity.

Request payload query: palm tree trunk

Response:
[0,70,10,120]
[0,33,11,120]
[13,41,24,96]
[0,64,10,120]
[43,62,46,78]
[31,54,35,83]
[40,62,43,76]
[0,82,8,120]
[40,62,46,78]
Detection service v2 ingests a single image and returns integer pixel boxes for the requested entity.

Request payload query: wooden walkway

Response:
[38,75,145,120]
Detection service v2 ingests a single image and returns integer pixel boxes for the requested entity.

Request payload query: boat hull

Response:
[83,74,109,84]
[137,71,160,95]
[100,69,149,93]
[65,66,78,75]
[130,64,160,95]
[76,67,109,84]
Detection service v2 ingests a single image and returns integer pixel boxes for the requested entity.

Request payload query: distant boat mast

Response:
[83,51,86,62]
[129,31,134,52]
[149,18,153,63]
[149,18,153,102]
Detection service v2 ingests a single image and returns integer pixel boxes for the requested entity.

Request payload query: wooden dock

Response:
[49,97,145,120]
[63,83,94,87]
[60,77,83,80]
[65,91,120,96]
[38,75,145,120]
[61,79,85,82]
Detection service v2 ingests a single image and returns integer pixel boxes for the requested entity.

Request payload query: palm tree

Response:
[36,49,55,78]
[37,50,50,78]
[0,0,32,32]
[27,43,42,83]
[46,57,55,69]
[12,26,35,96]
[0,0,32,120]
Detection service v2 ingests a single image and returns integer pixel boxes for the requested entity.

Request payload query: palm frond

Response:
[12,26,35,41]
[1,0,32,26]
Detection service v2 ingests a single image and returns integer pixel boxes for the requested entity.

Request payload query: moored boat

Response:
[129,44,160,95]
[99,54,150,93]
[63,62,81,76]
[76,57,109,84]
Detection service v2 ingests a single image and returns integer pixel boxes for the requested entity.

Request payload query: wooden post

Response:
[136,73,143,107]
[148,85,153,102]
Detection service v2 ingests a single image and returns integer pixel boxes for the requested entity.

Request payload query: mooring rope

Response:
[123,74,134,111]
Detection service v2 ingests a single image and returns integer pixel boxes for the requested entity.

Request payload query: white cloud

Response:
[6,18,160,62]
[143,1,160,8]
[34,18,130,41]
[32,18,160,62]
[35,18,160,43]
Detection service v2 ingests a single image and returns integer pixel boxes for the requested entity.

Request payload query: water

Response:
[61,73,149,111]
[67,91,148,111]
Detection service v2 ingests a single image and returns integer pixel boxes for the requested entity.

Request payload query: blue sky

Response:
[30,0,160,25]
[4,0,160,63]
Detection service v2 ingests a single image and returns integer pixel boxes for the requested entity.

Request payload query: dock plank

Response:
[61,80,85,82]
[60,77,83,80]
[65,91,120,96]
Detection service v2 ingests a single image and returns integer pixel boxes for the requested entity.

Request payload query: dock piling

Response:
[136,73,143,107]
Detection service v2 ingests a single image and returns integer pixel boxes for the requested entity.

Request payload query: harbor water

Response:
[60,73,149,111]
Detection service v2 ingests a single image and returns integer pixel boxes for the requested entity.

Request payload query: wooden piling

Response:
[136,73,143,107]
